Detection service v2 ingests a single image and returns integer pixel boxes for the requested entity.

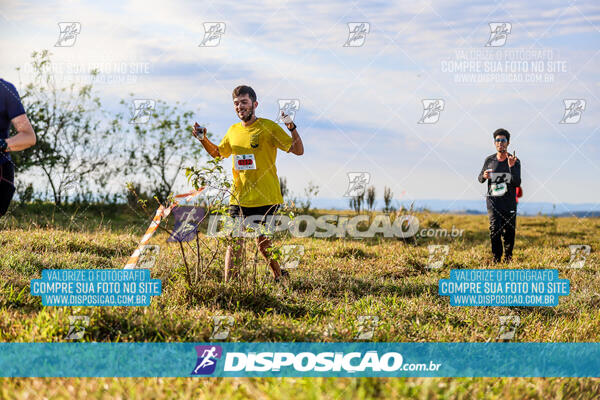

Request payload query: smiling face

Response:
[494,135,508,153]
[233,94,258,122]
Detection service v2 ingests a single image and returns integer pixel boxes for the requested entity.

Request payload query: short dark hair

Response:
[232,85,257,102]
[493,128,510,142]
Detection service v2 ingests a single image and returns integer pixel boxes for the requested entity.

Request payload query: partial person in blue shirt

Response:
[0,78,37,217]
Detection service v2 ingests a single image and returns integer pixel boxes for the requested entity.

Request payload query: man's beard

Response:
[239,107,254,122]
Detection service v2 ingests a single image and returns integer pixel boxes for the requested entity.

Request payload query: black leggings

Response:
[0,162,15,217]
[488,208,517,262]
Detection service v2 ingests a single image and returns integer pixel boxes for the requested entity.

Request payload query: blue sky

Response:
[1,0,599,205]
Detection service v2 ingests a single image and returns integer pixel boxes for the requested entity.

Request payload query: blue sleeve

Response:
[3,81,26,120]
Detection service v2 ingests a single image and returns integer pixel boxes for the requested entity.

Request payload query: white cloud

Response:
[1,0,598,203]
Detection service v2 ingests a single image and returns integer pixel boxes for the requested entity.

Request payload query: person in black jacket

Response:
[478,128,521,263]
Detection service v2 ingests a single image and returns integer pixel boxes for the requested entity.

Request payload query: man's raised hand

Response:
[192,122,207,141]
[280,111,295,131]
[508,150,517,168]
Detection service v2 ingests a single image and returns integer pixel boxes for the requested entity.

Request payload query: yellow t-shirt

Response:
[218,118,293,207]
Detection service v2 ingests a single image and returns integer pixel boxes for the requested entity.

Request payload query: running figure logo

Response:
[427,245,449,269]
[276,99,300,123]
[418,99,445,124]
[55,22,81,47]
[496,316,520,341]
[344,172,370,197]
[191,345,223,375]
[199,23,226,47]
[168,206,206,243]
[344,23,370,47]
[568,245,591,269]
[560,99,586,124]
[485,22,512,47]
[130,99,155,124]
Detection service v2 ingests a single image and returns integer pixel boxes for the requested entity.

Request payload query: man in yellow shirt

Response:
[193,85,304,282]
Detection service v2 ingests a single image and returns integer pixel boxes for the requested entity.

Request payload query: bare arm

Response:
[288,127,304,155]
[192,123,220,158]
[281,112,303,156]
[5,114,36,151]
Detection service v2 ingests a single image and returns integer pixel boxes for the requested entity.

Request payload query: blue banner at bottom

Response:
[0,343,599,377]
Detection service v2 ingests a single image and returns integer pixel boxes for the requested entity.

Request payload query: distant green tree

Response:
[383,186,394,213]
[366,186,376,211]
[349,191,365,214]
[12,50,120,205]
[279,176,289,199]
[120,95,209,203]
[300,181,319,213]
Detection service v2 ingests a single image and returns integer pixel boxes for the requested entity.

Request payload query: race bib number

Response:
[234,154,256,170]
[489,172,511,197]
[490,182,508,196]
